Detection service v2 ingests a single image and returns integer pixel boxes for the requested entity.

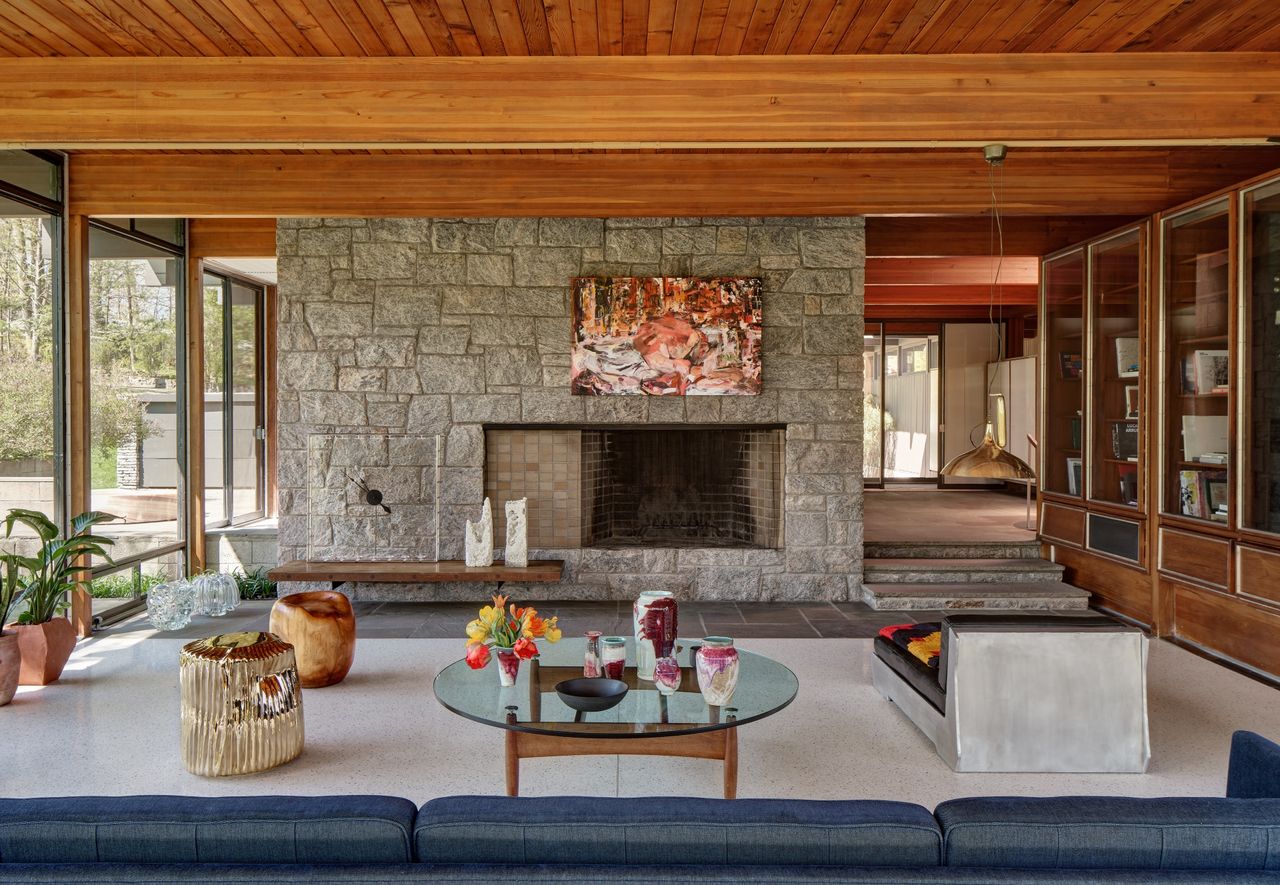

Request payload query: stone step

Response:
[861,580,1091,612]
[862,557,1065,584]
[863,540,1043,560]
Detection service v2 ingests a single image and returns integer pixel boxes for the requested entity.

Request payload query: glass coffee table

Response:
[434,637,798,798]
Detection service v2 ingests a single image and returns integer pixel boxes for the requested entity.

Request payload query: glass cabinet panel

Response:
[1162,200,1231,524]
[1089,228,1143,508]
[1043,249,1086,496]
[1243,181,1280,535]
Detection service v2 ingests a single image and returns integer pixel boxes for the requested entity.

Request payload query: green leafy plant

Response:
[88,572,165,599]
[0,553,28,630]
[3,509,119,625]
[232,567,277,600]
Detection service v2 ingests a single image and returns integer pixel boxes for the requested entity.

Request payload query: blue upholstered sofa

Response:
[2,731,1279,883]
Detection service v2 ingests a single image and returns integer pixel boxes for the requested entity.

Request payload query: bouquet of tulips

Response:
[465,594,561,670]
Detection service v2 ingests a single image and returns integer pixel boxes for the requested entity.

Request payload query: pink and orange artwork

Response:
[570,276,763,396]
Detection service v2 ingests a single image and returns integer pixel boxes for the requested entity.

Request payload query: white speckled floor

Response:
[5,633,1278,806]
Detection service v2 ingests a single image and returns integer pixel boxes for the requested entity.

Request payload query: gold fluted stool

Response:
[180,632,304,777]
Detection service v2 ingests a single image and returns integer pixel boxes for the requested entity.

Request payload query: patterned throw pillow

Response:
[877,623,942,669]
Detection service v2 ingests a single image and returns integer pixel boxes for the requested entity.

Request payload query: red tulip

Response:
[465,643,491,670]
[513,637,538,660]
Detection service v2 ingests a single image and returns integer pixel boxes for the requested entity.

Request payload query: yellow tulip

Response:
[465,618,490,645]
[545,618,562,643]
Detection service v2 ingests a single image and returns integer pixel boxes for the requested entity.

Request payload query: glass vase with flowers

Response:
[464,594,561,686]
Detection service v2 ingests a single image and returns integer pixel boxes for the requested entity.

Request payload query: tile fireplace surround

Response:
[276,216,865,601]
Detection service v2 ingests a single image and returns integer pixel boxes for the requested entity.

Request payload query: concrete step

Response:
[862,557,1065,584]
[861,580,1091,612]
[863,540,1043,560]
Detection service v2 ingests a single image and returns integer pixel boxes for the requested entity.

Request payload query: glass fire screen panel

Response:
[1089,228,1143,508]
[1043,249,1086,496]
[863,324,882,484]
[1244,181,1280,535]
[1162,201,1231,524]
[88,223,184,562]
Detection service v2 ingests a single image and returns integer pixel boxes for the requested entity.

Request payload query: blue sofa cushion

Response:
[937,796,1280,871]
[1229,731,1280,799]
[416,796,942,867]
[0,796,415,864]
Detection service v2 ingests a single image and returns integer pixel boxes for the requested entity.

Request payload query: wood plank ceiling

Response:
[0,0,1278,57]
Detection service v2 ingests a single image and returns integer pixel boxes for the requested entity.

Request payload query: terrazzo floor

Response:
[7,627,1278,807]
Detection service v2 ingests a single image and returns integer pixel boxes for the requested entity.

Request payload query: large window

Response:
[88,221,185,572]
[204,270,265,526]
[0,152,61,539]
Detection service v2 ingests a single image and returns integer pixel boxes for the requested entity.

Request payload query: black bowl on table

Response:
[555,678,628,713]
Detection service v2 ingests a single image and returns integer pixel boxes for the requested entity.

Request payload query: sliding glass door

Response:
[204,270,265,527]
[864,323,943,485]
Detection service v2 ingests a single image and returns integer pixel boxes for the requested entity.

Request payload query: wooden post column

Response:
[66,214,92,638]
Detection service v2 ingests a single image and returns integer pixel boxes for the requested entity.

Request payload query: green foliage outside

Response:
[863,392,896,475]
[0,217,174,466]
[232,567,277,600]
[89,571,164,599]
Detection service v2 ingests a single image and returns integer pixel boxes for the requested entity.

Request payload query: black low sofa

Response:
[2,732,1279,882]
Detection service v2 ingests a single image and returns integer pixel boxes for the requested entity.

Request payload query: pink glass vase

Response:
[584,631,603,678]
[495,648,521,687]
[695,637,739,706]
[633,590,678,681]
[654,655,681,696]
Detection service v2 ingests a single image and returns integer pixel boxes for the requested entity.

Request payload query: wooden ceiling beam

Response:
[7,53,1280,148]
[866,256,1040,286]
[66,148,1280,217]
[865,284,1040,305]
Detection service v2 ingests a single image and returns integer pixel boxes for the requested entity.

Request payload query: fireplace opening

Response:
[581,426,784,549]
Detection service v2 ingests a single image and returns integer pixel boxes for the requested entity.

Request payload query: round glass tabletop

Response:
[433,637,798,739]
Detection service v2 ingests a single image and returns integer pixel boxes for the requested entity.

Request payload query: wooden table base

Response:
[504,710,739,799]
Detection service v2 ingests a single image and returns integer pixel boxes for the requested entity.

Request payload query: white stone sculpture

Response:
[505,498,528,568]
[465,497,494,568]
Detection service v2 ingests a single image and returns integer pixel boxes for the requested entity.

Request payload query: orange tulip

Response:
[465,643,491,670]
[513,637,539,660]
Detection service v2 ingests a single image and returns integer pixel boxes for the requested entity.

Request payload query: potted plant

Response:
[3,509,117,686]
[464,594,561,686]
[0,553,28,705]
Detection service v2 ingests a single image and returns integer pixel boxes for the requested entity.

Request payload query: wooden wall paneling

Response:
[1041,500,1086,547]
[1158,526,1232,589]
[1054,543,1154,626]
[1236,544,1280,607]
[185,255,206,574]
[7,55,1280,148]
[65,214,91,638]
[866,216,1138,258]
[63,149,1280,218]
[189,218,277,257]
[1172,580,1280,678]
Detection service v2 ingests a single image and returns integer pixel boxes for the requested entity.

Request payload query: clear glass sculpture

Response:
[147,580,195,631]
[217,573,241,612]
[192,573,230,617]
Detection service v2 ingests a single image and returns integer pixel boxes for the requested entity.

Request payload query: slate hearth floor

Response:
[102,599,941,640]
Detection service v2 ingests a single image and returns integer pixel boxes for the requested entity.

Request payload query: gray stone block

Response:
[485,348,543,386]
[433,221,495,253]
[539,218,604,247]
[338,366,385,392]
[662,225,716,255]
[442,287,503,315]
[450,393,520,423]
[374,287,441,328]
[604,228,661,263]
[417,326,471,354]
[278,352,337,391]
[305,302,371,337]
[799,228,860,268]
[300,391,367,426]
[352,242,415,280]
[513,247,580,286]
[466,254,514,286]
[417,253,467,285]
[747,226,798,255]
[405,395,451,433]
[417,354,484,393]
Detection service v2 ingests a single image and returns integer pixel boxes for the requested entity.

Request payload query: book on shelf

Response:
[1111,421,1139,460]
[1114,337,1140,378]
[1181,415,1229,460]
[1179,469,1228,520]
[1070,415,1081,450]
[1059,352,1082,380]
[1195,452,1229,465]
[1192,350,1229,394]
[1118,463,1138,506]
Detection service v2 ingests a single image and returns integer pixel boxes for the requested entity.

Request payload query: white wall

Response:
[942,323,1001,485]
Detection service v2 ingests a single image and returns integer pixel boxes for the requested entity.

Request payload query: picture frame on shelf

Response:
[1179,470,1206,519]
[1124,386,1140,419]
[1058,352,1082,380]
[1192,350,1229,395]
[1204,474,1229,520]
[1114,337,1140,378]
[1066,457,1083,496]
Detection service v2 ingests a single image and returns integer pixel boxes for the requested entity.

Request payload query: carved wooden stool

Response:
[269,591,356,688]
[180,631,304,776]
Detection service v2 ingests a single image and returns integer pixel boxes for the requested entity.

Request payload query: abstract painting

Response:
[570,276,763,396]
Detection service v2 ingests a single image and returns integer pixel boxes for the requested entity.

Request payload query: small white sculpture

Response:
[464,498,494,568]
[505,498,528,568]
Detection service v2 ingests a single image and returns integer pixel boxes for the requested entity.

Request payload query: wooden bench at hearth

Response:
[268,560,564,593]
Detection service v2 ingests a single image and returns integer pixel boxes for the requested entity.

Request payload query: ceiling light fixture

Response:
[938,145,1036,481]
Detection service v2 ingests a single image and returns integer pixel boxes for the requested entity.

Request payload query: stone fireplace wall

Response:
[275,216,865,601]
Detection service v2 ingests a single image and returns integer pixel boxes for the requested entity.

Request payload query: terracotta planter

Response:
[0,631,19,706]
[7,618,77,686]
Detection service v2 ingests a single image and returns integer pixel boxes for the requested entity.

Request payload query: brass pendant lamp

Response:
[939,145,1036,482]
